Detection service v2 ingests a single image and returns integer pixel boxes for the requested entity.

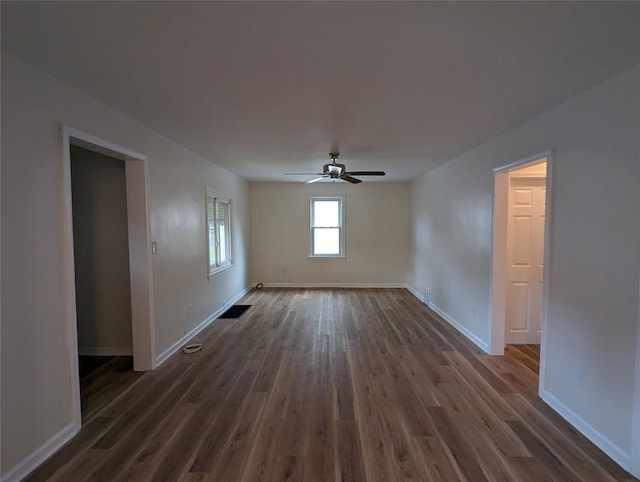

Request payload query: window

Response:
[207,193,232,276]
[310,196,344,257]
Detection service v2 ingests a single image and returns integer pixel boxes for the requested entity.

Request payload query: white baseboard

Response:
[540,389,631,472]
[427,303,489,353]
[405,284,634,474]
[405,284,426,303]
[254,282,407,288]
[1,421,79,482]
[78,346,133,356]
[405,286,489,353]
[153,285,253,368]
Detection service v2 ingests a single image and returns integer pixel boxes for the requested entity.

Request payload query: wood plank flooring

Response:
[26,288,637,481]
[505,345,540,375]
[79,356,144,422]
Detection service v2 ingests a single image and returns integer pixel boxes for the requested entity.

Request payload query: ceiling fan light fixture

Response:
[285,151,385,183]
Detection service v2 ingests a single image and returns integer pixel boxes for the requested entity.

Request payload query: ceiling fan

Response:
[285,153,386,184]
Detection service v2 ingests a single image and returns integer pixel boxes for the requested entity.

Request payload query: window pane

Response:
[207,198,217,268]
[217,200,227,224]
[313,201,339,227]
[314,228,340,254]
[218,201,230,264]
[219,225,227,262]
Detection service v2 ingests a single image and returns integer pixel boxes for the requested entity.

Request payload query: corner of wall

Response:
[405,284,489,353]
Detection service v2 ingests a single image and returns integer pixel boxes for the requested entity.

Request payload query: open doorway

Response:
[490,150,553,392]
[61,126,155,429]
[504,162,547,346]
[70,144,144,420]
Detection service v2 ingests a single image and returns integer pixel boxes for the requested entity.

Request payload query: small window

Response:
[206,192,232,276]
[310,196,344,257]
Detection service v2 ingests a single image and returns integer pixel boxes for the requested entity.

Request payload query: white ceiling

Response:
[3,2,640,182]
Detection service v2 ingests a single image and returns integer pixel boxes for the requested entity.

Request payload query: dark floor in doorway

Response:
[218,304,251,319]
[79,355,143,422]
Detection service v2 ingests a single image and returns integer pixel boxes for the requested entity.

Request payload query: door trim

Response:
[61,125,155,431]
[489,149,554,393]
[631,272,640,477]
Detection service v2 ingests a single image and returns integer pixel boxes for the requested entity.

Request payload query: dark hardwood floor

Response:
[27,288,637,481]
[79,356,144,422]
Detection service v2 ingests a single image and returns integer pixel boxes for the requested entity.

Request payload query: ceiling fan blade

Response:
[344,171,386,176]
[306,176,328,184]
[340,174,362,184]
[290,153,383,184]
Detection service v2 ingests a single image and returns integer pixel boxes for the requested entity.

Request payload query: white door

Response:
[505,177,546,344]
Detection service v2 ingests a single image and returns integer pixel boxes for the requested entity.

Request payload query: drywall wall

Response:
[251,182,410,285]
[409,66,640,462]
[0,52,250,478]
[71,145,133,355]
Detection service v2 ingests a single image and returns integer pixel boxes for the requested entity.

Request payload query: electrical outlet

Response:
[472,305,477,317]
[578,373,584,386]
[187,304,192,315]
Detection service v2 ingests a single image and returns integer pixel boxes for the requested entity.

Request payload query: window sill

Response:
[308,255,345,259]
[208,263,236,279]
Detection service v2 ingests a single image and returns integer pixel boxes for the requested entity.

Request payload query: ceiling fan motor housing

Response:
[323,163,345,177]
[288,151,384,183]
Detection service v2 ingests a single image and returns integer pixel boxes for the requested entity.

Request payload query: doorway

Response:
[62,125,155,430]
[70,144,145,420]
[489,150,553,388]
[505,164,547,345]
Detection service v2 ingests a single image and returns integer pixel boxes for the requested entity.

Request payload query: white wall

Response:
[251,182,410,285]
[409,66,640,464]
[0,52,250,477]
[71,145,133,355]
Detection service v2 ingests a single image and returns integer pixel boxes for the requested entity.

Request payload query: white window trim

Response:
[309,196,345,258]
[206,189,233,277]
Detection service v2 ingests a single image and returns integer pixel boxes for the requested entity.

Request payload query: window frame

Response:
[206,189,233,277]
[309,196,345,258]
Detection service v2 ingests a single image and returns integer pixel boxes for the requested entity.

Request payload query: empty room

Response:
[1,2,639,481]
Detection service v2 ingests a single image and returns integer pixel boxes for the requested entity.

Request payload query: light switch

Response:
[151,242,158,255]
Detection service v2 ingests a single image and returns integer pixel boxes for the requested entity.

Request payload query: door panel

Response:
[513,215,533,265]
[509,282,530,331]
[506,177,546,344]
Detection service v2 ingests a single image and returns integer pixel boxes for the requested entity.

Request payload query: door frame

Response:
[489,149,554,389]
[631,273,640,477]
[61,125,155,429]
